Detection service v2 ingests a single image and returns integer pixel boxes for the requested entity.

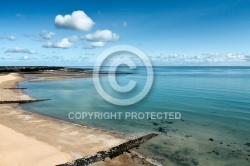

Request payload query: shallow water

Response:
[20,66,250,166]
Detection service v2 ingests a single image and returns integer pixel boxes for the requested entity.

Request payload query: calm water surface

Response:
[20,67,250,166]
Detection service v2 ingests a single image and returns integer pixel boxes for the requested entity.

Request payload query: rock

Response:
[152,122,159,126]
[191,158,199,165]
[172,129,178,132]
[212,151,219,155]
[155,127,167,134]
[245,143,250,147]
[209,138,214,141]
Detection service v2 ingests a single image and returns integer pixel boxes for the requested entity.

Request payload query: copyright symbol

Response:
[93,45,154,106]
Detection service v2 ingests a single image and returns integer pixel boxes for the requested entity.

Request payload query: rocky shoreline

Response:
[58,133,158,166]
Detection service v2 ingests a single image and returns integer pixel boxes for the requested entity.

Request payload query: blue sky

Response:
[1,0,250,66]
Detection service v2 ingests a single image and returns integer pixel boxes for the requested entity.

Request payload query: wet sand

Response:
[23,71,92,82]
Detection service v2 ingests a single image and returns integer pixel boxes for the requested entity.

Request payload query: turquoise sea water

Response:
[20,67,250,166]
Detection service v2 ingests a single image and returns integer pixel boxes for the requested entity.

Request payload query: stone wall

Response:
[57,133,158,166]
[0,99,51,104]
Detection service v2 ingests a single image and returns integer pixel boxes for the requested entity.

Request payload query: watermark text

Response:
[68,112,181,120]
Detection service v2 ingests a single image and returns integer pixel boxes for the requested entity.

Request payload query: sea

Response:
[20,66,250,166]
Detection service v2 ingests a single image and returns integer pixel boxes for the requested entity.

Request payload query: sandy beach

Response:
[0,124,72,166]
[0,73,147,166]
[0,73,72,165]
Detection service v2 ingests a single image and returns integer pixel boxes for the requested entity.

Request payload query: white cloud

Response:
[39,30,55,39]
[68,35,79,43]
[22,55,29,60]
[43,38,73,49]
[5,47,36,54]
[84,41,106,49]
[0,35,16,41]
[147,52,250,65]
[16,13,25,18]
[8,36,16,41]
[245,55,250,61]
[55,11,95,31]
[123,21,127,27]
[84,30,119,42]
[113,21,128,27]
[1,55,12,60]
